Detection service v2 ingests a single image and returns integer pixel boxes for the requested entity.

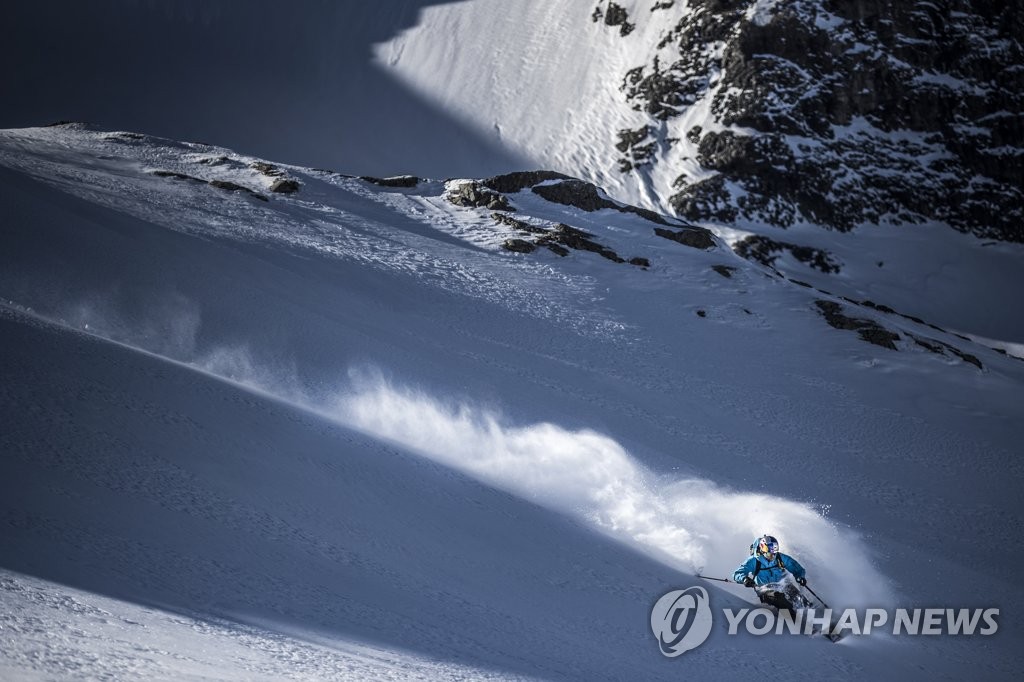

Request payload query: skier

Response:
[733,534,809,615]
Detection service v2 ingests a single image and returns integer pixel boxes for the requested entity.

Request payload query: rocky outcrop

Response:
[447,181,514,211]
[502,238,537,254]
[152,169,202,182]
[269,178,300,194]
[613,0,1023,241]
[733,235,841,273]
[654,226,716,250]
[615,125,657,172]
[815,299,900,350]
[251,161,285,177]
[209,179,269,202]
[490,213,647,266]
[361,175,420,188]
[593,2,635,36]
[482,170,570,193]
[532,178,670,225]
[815,299,985,369]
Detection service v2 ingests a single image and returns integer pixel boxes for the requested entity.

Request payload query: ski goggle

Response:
[759,538,779,555]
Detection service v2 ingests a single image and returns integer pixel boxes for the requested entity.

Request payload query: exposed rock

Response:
[361,175,420,188]
[616,125,657,171]
[671,175,738,223]
[940,342,984,370]
[482,170,570,193]
[533,179,669,225]
[490,212,641,265]
[909,333,984,370]
[448,181,514,211]
[540,241,570,257]
[733,235,841,273]
[491,212,549,234]
[105,132,145,141]
[250,161,284,177]
[615,0,1024,242]
[152,170,202,182]
[712,264,736,278]
[502,239,536,254]
[654,226,716,250]
[548,223,626,262]
[533,179,616,212]
[815,300,900,350]
[209,179,269,202]
[603,2,635,36]
[269,178,301,194]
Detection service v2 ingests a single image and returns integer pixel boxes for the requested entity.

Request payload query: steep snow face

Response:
[377,0,1024,342]
[376,0,665,210]
[380,0,1022,241]
[1,125,1023,679]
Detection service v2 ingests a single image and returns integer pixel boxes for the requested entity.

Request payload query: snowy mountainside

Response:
[381,0,1023,240]
[1,124,1023,679]
[378,0,1024,341]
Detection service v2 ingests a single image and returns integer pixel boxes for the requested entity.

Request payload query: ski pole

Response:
[802,583,830,609]
[695,574,733,583]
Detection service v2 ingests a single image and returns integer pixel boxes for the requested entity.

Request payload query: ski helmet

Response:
[756,535,779,557]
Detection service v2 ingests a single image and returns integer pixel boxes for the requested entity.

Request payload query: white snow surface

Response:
[0,124,1022,680]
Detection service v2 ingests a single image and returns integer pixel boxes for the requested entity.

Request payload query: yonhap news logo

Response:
[650,587,713,656]
[650,587,999,657]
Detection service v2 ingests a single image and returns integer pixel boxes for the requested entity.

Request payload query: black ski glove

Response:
[796,576,807,586]
[743,576,756,587]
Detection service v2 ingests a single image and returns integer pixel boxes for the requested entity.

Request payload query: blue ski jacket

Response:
[733,553,806,586]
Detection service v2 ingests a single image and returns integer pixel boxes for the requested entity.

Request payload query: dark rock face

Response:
[269,178,300,194]
[615,125,657,171]
[361,175,420,188]
[594,2,635,36]
[816,299,986,368]
[448,181,514,211]
[733,235,841,273]
[533,179,617,211]
[208,179,269,202]
[712,264,736,278]
[815,299,900,350]
[490,213,647,266]
[654,226,716,250]
[533,179,670,225]
[152,169,202,182]
[910,334,984,369]
[502,238,536,253]
[616,0,1023,241]
[547,223,626,263]
[251,161,285,177]
[482,170,570,193]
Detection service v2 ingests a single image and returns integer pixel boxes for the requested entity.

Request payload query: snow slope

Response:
[377,0,1024,343]
[1,124,1022,679]
[7,1,1020,343]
